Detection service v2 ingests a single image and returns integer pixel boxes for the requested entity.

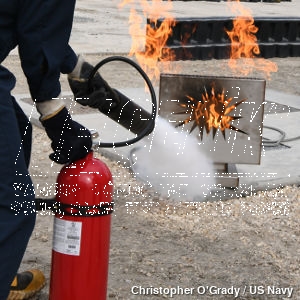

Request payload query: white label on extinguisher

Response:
[53,218,82,256]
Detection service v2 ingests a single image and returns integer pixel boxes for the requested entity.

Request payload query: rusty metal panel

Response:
[159,74,266,164]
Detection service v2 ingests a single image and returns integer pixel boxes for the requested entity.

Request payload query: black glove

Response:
[68,57,153,135]
[41,107,92,164]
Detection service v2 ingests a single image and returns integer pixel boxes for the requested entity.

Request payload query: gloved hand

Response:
[39,106,92,164]
[68,55,120,111]
[67,55,154,136]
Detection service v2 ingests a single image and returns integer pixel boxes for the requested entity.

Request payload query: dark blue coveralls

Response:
[0,1,78,298]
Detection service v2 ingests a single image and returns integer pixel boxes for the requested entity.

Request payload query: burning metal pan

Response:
[158,74,266,188]
[159,73,266,165]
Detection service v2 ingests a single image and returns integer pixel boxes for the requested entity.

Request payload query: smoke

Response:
[131,116,216,201]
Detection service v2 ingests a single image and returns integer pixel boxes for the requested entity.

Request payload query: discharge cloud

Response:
[131,116,216,201]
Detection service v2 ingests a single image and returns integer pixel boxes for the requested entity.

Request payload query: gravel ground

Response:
[3,53,300,299]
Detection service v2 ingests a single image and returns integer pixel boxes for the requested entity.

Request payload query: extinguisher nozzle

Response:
[99,89,154,136]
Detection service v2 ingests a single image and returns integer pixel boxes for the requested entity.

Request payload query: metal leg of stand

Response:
[214,163,239,188]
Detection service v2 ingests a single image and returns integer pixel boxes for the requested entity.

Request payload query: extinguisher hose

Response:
[88,56,157,148]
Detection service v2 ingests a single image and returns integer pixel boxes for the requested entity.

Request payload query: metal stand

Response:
[214,163,239,188]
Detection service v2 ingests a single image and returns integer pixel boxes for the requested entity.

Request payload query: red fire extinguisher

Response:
[49,151,113,300]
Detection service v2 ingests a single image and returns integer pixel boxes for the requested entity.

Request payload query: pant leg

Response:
[11,98,33,168]
[0,0,77,295]
[0,66,36,300]
[17,0,77,102]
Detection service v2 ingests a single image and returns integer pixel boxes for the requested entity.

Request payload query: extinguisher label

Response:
[53,218,82,256]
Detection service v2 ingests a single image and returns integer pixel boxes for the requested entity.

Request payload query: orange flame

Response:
[119,0,177,84]
[226,0,277,79]
[176,86,247,140]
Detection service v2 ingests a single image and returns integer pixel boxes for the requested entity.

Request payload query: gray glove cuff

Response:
[36,98,66,121]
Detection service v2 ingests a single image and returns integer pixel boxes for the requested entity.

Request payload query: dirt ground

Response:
[3,54,300,299]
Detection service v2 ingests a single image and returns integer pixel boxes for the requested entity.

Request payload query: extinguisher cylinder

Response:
[49,152,113,300]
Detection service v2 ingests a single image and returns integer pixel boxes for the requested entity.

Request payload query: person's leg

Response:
[11,97,32,168]
[0,2,37,298]
[0,66,36,300]
[0,0,78,297]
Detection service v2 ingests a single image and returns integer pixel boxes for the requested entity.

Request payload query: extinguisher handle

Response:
[35,198,57,211]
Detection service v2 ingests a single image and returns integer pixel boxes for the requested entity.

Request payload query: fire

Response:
[119,0,177,84]
[175,86,247,140]
[226,0,277,79]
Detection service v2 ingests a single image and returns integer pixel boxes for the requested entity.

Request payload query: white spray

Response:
[131,116,216,201]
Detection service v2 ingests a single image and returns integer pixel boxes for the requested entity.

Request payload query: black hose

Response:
[88,56,157,148]
[262,125,300,147]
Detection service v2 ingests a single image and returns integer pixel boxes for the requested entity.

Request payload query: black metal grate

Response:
[147,17,300,60]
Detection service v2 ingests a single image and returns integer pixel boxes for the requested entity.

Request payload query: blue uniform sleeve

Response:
[17,0,77,102]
